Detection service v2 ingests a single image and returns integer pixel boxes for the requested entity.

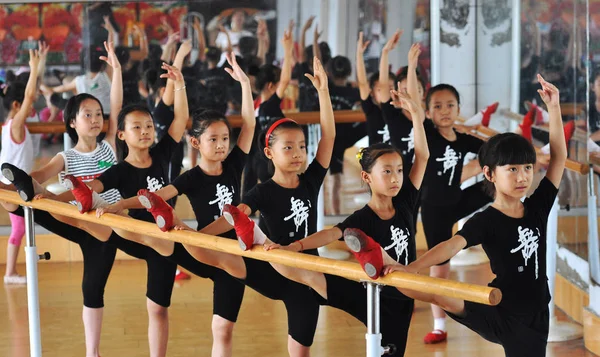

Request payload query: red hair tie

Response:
[265,118,296,148]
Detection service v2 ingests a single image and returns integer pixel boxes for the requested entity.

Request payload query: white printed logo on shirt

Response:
[436,145,461,185]
[510,226,540,279]
[283,197,311,238]
[400,128,414,155]
[209,184,234,216]
[146,176,164,192]
[377,124,390,143]
[383,225,409,265]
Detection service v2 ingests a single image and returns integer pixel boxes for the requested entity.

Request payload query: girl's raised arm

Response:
[162,63,189,143]
[537,74,566,188]
[11,50,40,144]
[224,53,256,154]
[356,32,371,101]
[377,29,402,104]
[276,30,294,100]
[99,41,122,151]
[305,57,335,169]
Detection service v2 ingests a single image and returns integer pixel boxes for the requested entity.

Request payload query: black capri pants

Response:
[12,207,116,309]
[421,182,493,265]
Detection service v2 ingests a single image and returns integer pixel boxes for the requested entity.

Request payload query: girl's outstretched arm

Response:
[537,74,566,187]
[163,39,192,106]
[224,53,256,154]
[305,57,335,169]
[276,30,294,100]
[163,63,189,143]
[406,43,421,104]
[99,41,122,151]
[377,29,402,104]
[265,227,342,252]
[11,49,40,144]
[386,235,467,275]
[356,32,371,101]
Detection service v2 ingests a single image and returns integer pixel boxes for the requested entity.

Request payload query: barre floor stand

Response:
[24,206,46,357]
[546,197,583,342]
[365,282,394,357]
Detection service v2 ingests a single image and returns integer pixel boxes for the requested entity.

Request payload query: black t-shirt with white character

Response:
[172,146,247,238]
[381,102,417,169]
[242,160,328,254]
[98,135,177,222]
[361,95,388,145]
[336,180,419,300]
[421,127,484,205]
[457,177,558,314]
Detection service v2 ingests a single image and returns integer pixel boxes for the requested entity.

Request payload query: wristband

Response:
[174,85,186,92]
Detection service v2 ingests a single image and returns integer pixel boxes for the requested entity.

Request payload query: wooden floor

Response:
[0,260,592,357]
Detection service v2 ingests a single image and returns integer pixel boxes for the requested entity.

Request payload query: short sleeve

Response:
[225,145,247,177]
[463,133,485,154]
[303,159,328,190]
[393,179,419,211]
[361,96,378,116]
[152,134,178,164]
[152,100,174,141]
[171,168,197,196]
[456,212,487,248]
[242,185,262,215]
[525,177,559,219]
[97,164,121,192]
[335,209,368,241]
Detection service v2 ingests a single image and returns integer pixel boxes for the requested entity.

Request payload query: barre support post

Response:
[366,282,382,357]
[24,206,43,357]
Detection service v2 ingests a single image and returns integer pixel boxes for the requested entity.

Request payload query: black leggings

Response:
[421,182,493,265]
[13,207,116,308]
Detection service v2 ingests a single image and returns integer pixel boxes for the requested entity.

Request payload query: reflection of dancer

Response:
[208,9,253,64]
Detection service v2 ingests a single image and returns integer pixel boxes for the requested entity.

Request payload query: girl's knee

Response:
[147,300,169,319]
[212,316,235,343]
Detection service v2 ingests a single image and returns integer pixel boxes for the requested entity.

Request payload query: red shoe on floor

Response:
[481,102,499,127]
[343,228,383,279]
[222,204,255,251]
[137,189,174,232]
[424,330,447,344]
[175,270,191,281]
[63,174,93,213]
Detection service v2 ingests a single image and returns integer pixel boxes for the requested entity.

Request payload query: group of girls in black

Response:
[0,24,567,357]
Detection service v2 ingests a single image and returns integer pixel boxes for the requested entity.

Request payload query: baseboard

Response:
[584,307,600,355]
[554,273,590,324]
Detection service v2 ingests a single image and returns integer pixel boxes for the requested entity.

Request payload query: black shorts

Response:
[421,182,492,265]
[330,122,367,174]
[242,257,320,347]
[169,243,245,322]
[323,274,414,356]
[446,302,549,357]
[13,207,116,308]
[107,232,176,307]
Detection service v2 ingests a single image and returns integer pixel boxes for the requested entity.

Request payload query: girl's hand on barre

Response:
[383,263,419,276]
[96,204,122,217]
[173,224,194,232]
[264,242,300,252]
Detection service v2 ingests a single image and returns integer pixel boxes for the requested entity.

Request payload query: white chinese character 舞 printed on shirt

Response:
[436,145,461,185]
[510,226,540,279]
[383,225,409,265]
[209,183,234,214]
[400,128,414,155]
[283,197,310,238]
[377,124,391,143]
[146,176,164,192]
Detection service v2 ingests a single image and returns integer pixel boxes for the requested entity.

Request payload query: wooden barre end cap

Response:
[489,288,502,306]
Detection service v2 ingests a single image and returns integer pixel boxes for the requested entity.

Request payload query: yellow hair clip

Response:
[356,148,365,162]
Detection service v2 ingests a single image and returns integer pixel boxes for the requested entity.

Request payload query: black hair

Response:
[144,68,167,98]
[189,108,232,139]
[64,93,105,143]
[115,46,131,66]
[50,93,67,110]
[425,83,461,110]
[303,42,332,68]
[368,71,397,89]
[239,36,258,58]
[148,44,163,62]
[328,56,352,80]
[16,71,30,84]
[357,143,403,173]
[255,64,281,92]
[478,132,537,197]
[2,82,26,111]
[206,46,221,63]
[396,66,426,92]
[260,119,304,175]
[116,104,154,161]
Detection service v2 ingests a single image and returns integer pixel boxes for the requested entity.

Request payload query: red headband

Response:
[265,118,297,148]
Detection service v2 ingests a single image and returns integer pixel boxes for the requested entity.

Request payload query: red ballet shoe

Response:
[563,121,575,148]
[481,102,499,127]
[137,189,174,232]
[519,107,535,143]
[63,174,93,213]
[343,228,383,279]
[222,204,255,251]
[424,330,447,344]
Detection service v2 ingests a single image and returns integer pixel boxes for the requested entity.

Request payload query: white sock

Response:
[589,138,600,153]
[541,143,550,155]
[463,111,483,126]
[91,191,109,210]
[433,318,446,332]
[253,223,267,245]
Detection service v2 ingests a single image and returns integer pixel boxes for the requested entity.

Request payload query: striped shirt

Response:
[58,140,121,204]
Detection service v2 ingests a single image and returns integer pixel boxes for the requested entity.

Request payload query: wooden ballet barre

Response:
[473,125,589,175]
[498,109,587,142]
[7,110,367,135]
[0,189,501,306]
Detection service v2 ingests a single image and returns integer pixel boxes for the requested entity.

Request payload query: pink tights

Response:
[8,213,25,246]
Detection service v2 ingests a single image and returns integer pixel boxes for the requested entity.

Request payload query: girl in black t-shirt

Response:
[386,75,566,357]
[261,87,429,357]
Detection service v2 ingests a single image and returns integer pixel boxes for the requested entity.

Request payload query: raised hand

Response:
[224,52,249,83]
[161,16,174,36]
[357,32,371,55]
[102,15,115,32]
[28,49,41,70]
[303,16,315,32]
[38,41,50,59]
[407,43,421,69]
[390,87,421,115]
[537,74,560,108]
[160,62,184,83]
[166,31,180,45]
[383,29,403,52]
[193,16,203,30]
[313,24,322,42]
[305,56,328,92]
[281,30,294,53]
[287,19,295,34]
[99,41,121,69]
